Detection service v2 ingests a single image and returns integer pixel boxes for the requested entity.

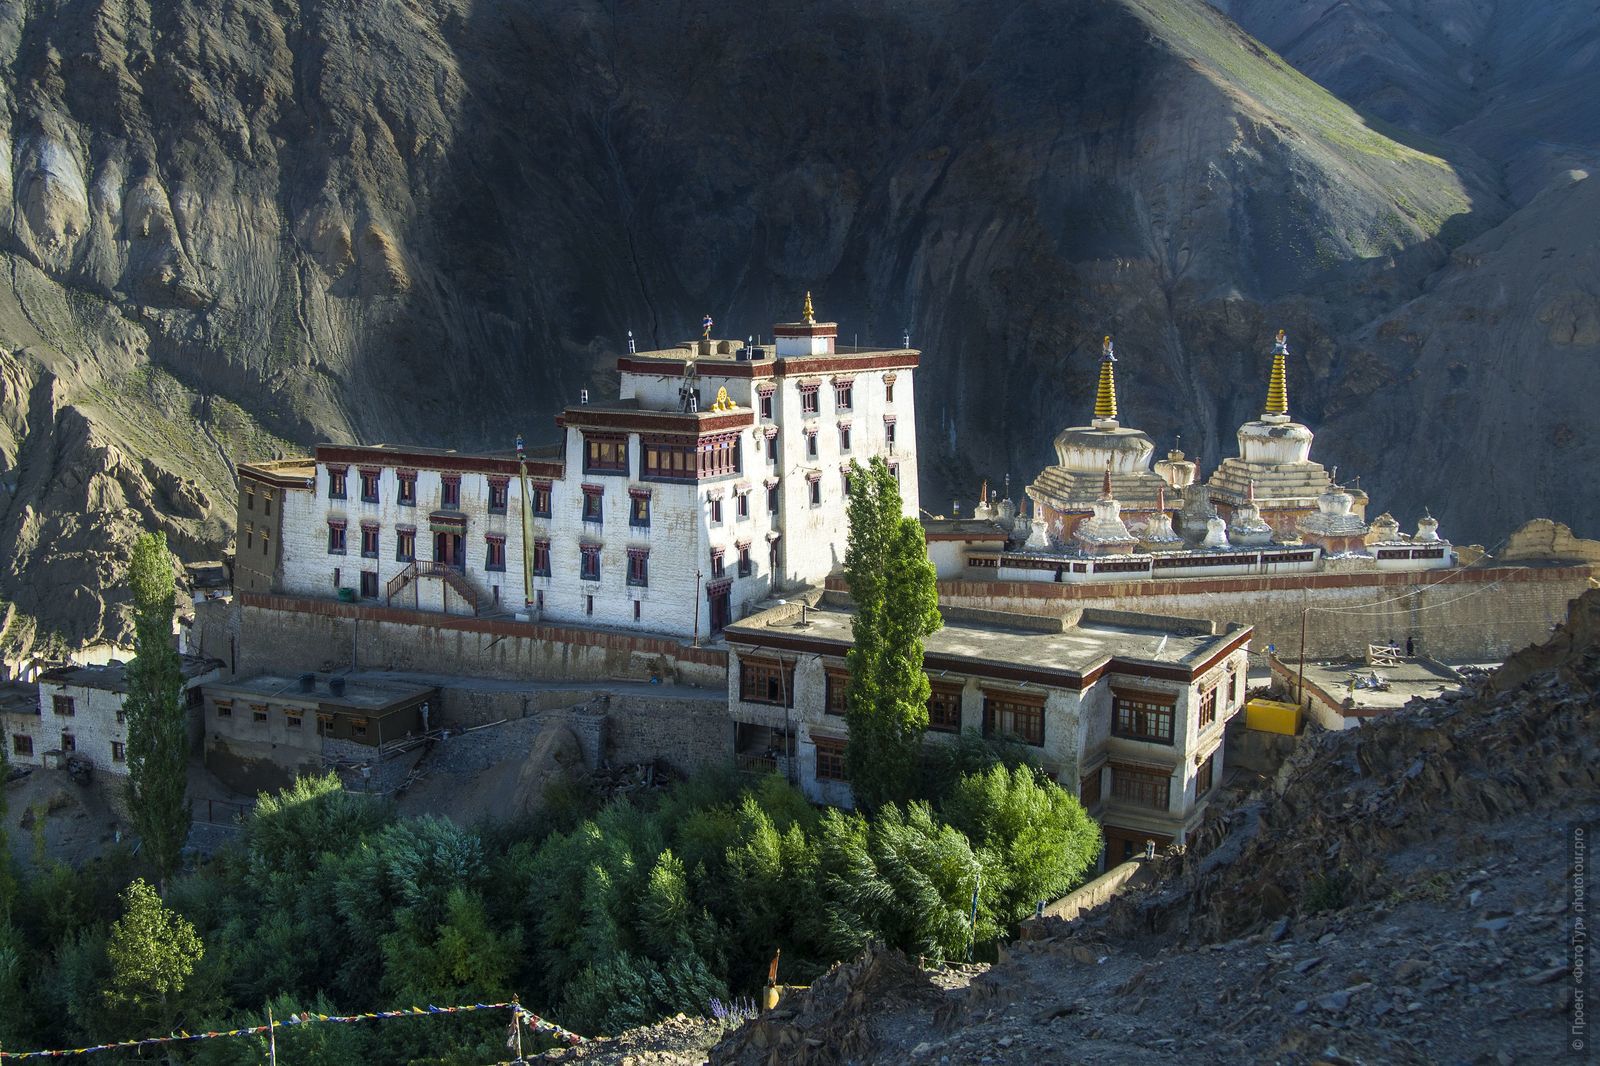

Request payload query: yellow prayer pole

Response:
[267,1005,277,1066]
[516,435,534,611]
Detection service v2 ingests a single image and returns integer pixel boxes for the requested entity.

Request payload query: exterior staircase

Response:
[384,561,485,616]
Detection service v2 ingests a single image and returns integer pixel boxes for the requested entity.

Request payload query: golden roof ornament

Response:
[1265,329,1290,418]
[1093,335,1119,423]
[803,291,815,325]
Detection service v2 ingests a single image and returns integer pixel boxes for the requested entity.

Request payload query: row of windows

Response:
[755,374,896,423]
[822,673,963,734]
[325,468,509,513]
[1112,666,1238,744]
[242,484,275,515]
[746,662,1043,745]
[214,701,367,739]
[10,733,123,762]
[241,523,272,557]
[595,433,744,481]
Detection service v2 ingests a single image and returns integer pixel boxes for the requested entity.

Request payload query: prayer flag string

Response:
[0,1000,583,1059]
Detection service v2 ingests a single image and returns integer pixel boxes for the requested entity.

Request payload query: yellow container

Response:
[1245,698,1301,735]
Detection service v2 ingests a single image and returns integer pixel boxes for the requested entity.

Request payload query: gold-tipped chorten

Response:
[803,291,815,325]
[1093,335,1118,422]
[1265,330,1290,417]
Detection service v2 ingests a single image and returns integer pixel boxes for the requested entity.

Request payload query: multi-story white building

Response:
[723,598,1252,861]
[3,657,223,775]
[238,302,919,640]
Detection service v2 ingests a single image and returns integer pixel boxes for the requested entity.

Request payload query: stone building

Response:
[234,459,316,595]
[200,673,438,793]
[238,298,917,640]
[723,598,1252,860]
[4,657,223,774]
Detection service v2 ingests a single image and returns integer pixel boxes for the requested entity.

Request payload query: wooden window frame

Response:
[927,681,963,733]
[737,543,753,577]
[327,466,348,500]
[397,471,417,507]
[814,736,847,781]
[485,535,507,573]
[1080,765,1102,808]
[584,433,629,475]
[327,521,347,555]
[440,474,462,509]
[533,539,552,577]
[360,524,380,559]
[834,381,853,411]
[982,690,1045,747]
[579,543,602,581]
[358,468,380,504]
[739,658,795,707]
[1110,763,1171,811]
[1198,686,1218,730]
[285,712,303,730]
[627,548,649,588]
[487,477,510,515]
[629,490,651,528]
[52,694,75,718]
[252,704,269,724]
[215,700,233,719]
[825,669,850,716]
[396,528,416,562]
[531,482,553,517]
[1113,693,1176,745]
[12,734,33,757]
[582,486,604,523]
[1195,753,1215,797]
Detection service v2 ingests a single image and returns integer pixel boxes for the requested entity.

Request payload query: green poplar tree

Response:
[104,878,204,1031]
[842,458,942,808]
[123,532,190,887]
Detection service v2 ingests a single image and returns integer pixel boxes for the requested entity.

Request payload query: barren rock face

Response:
[0,0,1591,654]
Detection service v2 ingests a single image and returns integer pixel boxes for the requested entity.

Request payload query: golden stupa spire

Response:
[1093,335,1118,422]
[1265,330,1289,417]
[802,291,815,325]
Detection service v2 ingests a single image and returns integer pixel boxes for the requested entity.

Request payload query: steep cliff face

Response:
[0,0,1589,651]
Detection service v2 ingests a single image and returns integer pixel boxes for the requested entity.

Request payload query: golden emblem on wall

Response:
[710,386,734,412]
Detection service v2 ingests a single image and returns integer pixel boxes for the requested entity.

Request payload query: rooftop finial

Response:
[1102,459,1114,499]
[627,329,636,355]
[1265,329,1289,418]
[1094,336,1119,423]
[1157,484,1166,512]
[702,313,714,341]
[803,291,815,325]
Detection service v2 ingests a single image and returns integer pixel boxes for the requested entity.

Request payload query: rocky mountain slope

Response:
[683,588,1600,1065]
[0,0,1593,652]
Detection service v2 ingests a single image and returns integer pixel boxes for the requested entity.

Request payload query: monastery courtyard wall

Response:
[929,564,1594,662]
[234,593,728,689]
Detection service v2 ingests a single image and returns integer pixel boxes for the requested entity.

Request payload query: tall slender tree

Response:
[123,532,190,887]
[843,458,942,808]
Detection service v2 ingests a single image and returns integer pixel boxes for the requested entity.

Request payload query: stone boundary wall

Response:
[1019,859,1154,937]
[422,687,733,775]
[236,593,728,687]
[916,564,1593,662]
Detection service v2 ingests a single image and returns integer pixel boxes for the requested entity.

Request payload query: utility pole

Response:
[1297,606,1309,704]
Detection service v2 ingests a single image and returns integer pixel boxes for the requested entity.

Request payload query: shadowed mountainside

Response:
[0,0,1591,652]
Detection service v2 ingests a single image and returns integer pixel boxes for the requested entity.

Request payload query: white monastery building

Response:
[238,298,918,640]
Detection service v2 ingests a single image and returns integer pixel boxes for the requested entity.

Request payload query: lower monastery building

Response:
[725,598,1252,857]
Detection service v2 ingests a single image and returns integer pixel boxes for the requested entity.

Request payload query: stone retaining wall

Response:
[236,593,728,687]
[925,564,1592,662]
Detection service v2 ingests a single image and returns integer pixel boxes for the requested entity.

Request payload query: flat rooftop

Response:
[626,339,917,367]
[0,681,39,717]
[42,655,222,694]
[206,673,437,712]
[1298,657,1466,712]
[726,601,1245,682]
